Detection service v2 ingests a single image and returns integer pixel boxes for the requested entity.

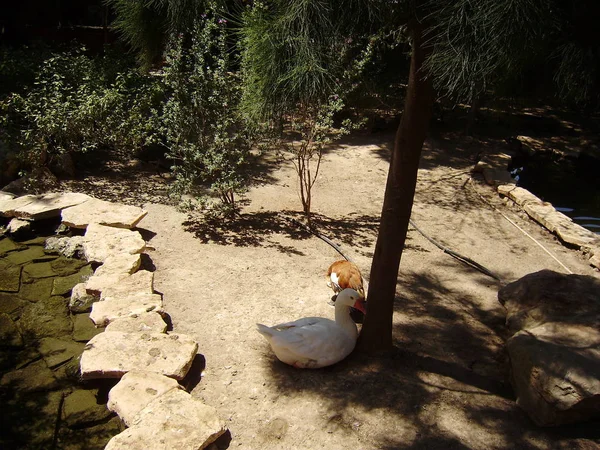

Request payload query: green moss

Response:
[22,261,57,280]
[51,257,89,277]
[0,237,25,255]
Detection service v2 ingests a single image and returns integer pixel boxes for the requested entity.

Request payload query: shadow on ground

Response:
[258,270,600,449]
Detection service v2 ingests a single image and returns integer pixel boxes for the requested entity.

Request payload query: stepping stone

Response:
[90,292,163,327]
[107,370,183,425]
[80,331,198,380]
[19,296,73,339]
[0,237,25,254]
[95,270,154,299]
[0,192,90,220]
[4,246,45,265]
[84,224,146,263]
[105,312,167,334]
[19,278,53,303]
[62,197,148,229]
[85,254,141,294]
[69,283,99,313]
[105,389,225,450]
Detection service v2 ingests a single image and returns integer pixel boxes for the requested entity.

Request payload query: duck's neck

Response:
[334,304,358,338]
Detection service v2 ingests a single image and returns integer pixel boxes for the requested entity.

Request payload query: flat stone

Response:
[0,359,59,392]
[98,270,155,299]
[72,313,104,342]
[19,277,54,302]
[590,252,600,269]
[105,389,226,450]
[45,235,85,258]
[507,322,600,426]
[0,237,25,254]
[522,201,571,233]
[69,282,99,313]
[107,370,183,425]
[7,217,31,234]
[499,185,541,206]
[556,223,600,248]
[80,331,198,380]
[84,223,146,263]
[22,236,49,246]
[105,312,167,334]
[0,192,91,220]
[4,245,46,265]
[19,296,73,339]
[0,191,16,201]
[85,254,142,294]
[0,260,21,292]
[62,389,114,428]
[38,337,85,368]
[0,312,23,347]
[22,261,56,280]
[51,264,94,296]
[62,197,148,229]
[0,293,27,319]
[51,256,89,276]
[90,293,163,327]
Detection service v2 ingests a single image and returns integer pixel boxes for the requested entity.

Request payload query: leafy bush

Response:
[161,13,255,216]
[0,46,163,172]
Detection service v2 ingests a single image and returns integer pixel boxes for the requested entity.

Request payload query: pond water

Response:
[511,151,600,235]
[0,219,122,449]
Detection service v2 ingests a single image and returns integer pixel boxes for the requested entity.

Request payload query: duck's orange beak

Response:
[353,298,367,314]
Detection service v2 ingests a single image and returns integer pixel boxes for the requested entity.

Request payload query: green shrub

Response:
[0,46,163,172]
[161,13,255,216]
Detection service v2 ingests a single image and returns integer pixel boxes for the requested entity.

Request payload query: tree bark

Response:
[356,22,435,352]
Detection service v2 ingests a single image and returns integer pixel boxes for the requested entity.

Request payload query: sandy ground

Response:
[125,129,600,450]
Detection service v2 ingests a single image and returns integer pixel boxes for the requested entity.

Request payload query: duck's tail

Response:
[256,323,275,338]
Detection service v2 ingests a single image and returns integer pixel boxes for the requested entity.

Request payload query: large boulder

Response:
[498,270,600,426]
[62,197,147,229]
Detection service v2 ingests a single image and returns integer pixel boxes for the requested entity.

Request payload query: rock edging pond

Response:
[0,191,227,449]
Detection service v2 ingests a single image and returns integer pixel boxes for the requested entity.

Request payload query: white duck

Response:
[256,288,367,369]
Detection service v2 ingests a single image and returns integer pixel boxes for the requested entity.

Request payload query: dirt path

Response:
[134,131,599,449]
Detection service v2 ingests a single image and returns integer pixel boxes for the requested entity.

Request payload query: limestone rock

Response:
[7,217,31,235]
[83,223,146,263]
[45,235,85,258]
[0,190,15,202]
[98,270,155,299]
[555,223,600,248]
[499,270,600,426]
[85,254,142,294]
[497,185,540,206]
[107,370,183,425]
[0,312,23,347]
[0,192,90,220]
[105,389,226,450]
[498,270,600,333]
[90,293,163,327]
[507,322,600,426]
[105,312,167,334]
[69,282,99,313]
[62,197,148,229]
[38,337,84,368]
[62,389,114,428]
[80,331,198,380]
[522,202,572,233]
[72,313,104,342]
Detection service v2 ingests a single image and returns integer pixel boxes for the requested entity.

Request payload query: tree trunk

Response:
[356,22,435,353]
